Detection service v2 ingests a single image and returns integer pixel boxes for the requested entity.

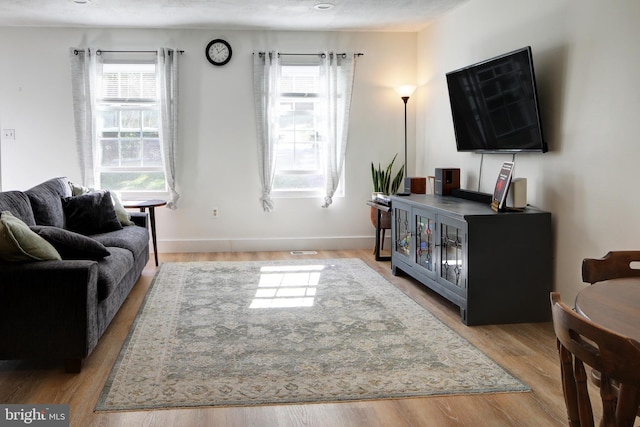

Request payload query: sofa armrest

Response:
[0,260,99,361]
[130,211,148,228]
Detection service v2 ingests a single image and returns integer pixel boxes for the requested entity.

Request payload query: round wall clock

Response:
[205,39,232,66]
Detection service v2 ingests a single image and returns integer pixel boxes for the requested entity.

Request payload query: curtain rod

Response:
[73,49,184,55]
[279,52,364,57]
[255,52,364,58]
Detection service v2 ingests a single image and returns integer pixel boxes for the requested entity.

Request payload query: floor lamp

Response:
[395,85,416,195]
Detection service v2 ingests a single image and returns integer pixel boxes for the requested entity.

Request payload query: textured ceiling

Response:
[0,0,468,31]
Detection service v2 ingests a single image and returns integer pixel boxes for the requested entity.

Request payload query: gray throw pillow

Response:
[30,225,111,260]
[69,181,134,226]
[62,191,123,235]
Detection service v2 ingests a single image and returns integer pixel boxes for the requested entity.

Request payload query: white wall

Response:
[417,0,640,301]
[3,1,638,303]
[0,28,417,252]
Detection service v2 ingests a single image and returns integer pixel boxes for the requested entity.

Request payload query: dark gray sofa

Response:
[0,177,149,372]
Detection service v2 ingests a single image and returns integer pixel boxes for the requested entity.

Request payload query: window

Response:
[273,64,342,196]
[70,48,179,207]
[253,51,355,210]
[95,62,166,195]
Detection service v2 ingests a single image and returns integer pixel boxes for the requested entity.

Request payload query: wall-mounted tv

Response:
[446,46,547,153]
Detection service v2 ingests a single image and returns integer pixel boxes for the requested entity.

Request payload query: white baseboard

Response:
[155,236,385,253]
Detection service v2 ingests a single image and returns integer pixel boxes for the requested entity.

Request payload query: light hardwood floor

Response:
[0,250,585,426]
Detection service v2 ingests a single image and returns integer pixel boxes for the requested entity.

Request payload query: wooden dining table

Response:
[574,277,640,342]
[574,277,640,421]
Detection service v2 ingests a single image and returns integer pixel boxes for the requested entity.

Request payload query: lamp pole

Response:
[394,85,416,196]
[402,95,409,182]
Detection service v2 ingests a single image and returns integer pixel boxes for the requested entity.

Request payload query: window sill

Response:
[271,191,343,199]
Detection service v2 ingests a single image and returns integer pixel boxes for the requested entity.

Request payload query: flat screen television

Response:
[446,46,547,153]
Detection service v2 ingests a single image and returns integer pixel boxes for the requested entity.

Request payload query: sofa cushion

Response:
[90,225,149,259]
[25,177,72,228]
[0,211,61,262]
[0,191,36,226]
[96,247,134,301]
[62,191,123,235]
[31,225,110,260]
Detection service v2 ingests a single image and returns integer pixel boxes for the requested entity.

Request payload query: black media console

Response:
[390,194,552,326]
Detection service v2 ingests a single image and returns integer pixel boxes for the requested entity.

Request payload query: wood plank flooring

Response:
[0,250,590,426]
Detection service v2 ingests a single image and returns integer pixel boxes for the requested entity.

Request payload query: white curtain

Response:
[69,48,100,187]
[252,51,280,212]
[69,47,180,208]
[253,50,357,210]
[157,48,180,209]
[320,52,356,208]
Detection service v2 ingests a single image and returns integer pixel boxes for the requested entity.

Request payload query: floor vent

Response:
[290,250,318,255]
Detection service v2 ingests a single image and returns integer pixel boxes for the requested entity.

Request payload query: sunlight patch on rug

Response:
[96,259,529,411]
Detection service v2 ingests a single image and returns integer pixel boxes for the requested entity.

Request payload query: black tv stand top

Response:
[451,188,493,204]
[392,194,547,223]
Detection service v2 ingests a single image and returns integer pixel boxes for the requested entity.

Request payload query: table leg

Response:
[616,384,640,426]
[141,207,159,266]
[374,209,382,258]
[374,209,391,262]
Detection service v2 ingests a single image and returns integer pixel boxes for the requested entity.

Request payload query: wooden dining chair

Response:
[550,292,640,427]
[582,251,640,284]
[581,250,640,419]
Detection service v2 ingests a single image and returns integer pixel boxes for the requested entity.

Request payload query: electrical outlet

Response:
[2,129,15,140]
[212,207,219,218]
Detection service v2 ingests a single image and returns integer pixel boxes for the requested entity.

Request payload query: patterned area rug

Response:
[96,258,528,411]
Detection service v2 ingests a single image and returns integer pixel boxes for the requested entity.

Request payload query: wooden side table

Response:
[123,199,167,266]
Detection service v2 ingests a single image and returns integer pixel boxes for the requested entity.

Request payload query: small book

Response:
[491,161,514,212]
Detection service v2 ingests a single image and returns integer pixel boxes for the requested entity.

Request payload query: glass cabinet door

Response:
[415,211,435,275]
[438,217,466,291]
[394,205,411,259]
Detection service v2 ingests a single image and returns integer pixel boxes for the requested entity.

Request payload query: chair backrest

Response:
[550,292,640,427]
[582,251,640,284]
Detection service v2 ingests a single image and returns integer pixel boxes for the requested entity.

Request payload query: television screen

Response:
[446,46,547,153]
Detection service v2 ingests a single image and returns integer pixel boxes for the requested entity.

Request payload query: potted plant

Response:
[370,154,404,229]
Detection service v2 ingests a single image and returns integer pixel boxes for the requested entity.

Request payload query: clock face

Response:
[206,39,232,66]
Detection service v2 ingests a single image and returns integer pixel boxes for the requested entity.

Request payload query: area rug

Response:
[96,258,528,411]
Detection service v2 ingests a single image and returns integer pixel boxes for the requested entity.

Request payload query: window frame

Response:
[93,59,169,199]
